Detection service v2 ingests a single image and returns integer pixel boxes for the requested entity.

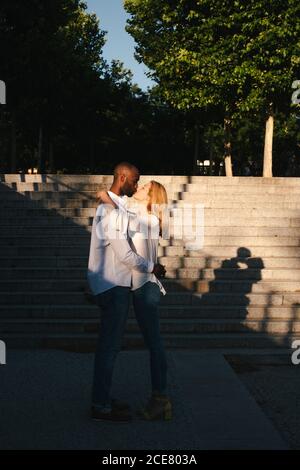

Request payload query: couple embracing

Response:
[87,162,172,422]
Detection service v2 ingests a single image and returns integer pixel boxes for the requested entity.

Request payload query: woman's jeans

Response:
[132,281,168,396]
[92,286,131,409]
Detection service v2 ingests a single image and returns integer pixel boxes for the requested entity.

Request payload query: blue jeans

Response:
[132,281,168,395]
[92,286,131,409]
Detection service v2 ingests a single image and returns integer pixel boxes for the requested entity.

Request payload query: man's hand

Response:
[152,263,166,279]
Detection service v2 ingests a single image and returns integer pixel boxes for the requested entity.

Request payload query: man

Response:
[87,162,166,422]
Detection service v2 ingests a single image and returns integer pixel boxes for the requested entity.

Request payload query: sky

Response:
[86,0,155,91]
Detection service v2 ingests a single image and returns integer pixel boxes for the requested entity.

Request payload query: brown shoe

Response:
[91,405,132,423]
[137,394,172,421]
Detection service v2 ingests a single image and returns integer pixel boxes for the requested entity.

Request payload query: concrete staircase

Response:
[0,174,300,352]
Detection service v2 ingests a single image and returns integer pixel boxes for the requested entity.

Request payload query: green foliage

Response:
[0,0,299,175]
[0,0,193,173]
[125,0,300,120]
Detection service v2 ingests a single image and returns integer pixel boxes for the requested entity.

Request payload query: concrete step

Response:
[162,236,300,247]
[2,217,299,229]
[0,174,114,184]
[181,184,300,194]
[0,197,297,212]
[175,197,300,207]
[1,304,299,320]
[2,225,300,239]
[183,201,300,209]
[0,228,93,236]
[0,183,181,196]
[1,230,300,248]
[169,268,300,281]
[0,246,90,256]
[0,174,190,184]
[161,191,294,206]
[2,200,300,211]
[3,182,300,197]
[2,188,300,199]
[0,289,298,305]
[159,255,300,269]
[0,199,99,209]
[1,263,300,279]
[2,206,300,219]
[0,242,189,257]
[3,237,300,254]
[0,207,117,220]
[2,174,300,186]
[0,331,296,350]
[0,208,96,217]
[0,217,93,226]
[2,188,300,205]
[172,205,300,218]
[0,183,111,192]
[4,205,300,218]
[0,191,98,201]
[0,317,299,335]
[1,208,300,234]
[0,183,99,192]
[0,225,297,239]
[3,243,300,259]
[0,256,300,281]
[2,175,184,184]
[2,174,300,185]
[1,202,299,223]
[0,237,90,246]
[177,192,300,201]
[0,278,192,294]
[1,275,300,293]
[3,254,300,271]
[185,246,300,257]
[1,255,300,269]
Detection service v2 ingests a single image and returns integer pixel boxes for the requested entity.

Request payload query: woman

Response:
[97,181,172,421]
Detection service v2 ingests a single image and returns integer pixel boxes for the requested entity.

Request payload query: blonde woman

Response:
[97,181,172,421]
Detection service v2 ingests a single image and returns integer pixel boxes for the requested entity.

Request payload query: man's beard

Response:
[121,182,136,197]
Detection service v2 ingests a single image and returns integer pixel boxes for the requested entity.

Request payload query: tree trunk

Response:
[10,111,17,173]
[209,141,214,175]
[263,103,273,177]
[224,117,233,176]
[37,125,43,173]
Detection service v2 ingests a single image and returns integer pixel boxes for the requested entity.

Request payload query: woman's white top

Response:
[127,202,166,295]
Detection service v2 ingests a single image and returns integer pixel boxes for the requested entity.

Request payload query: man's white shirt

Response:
[87,191,154,295]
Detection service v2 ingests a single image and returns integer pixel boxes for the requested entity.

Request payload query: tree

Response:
[125,0,300,176]
[0,0,107,172]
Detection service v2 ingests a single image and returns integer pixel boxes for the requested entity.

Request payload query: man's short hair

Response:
[113,162,139,180]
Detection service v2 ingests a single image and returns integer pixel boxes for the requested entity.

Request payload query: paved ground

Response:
[228,356,300,449]
[0,349,288,450]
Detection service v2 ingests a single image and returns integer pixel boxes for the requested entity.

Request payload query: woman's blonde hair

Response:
[147,180,168,235]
